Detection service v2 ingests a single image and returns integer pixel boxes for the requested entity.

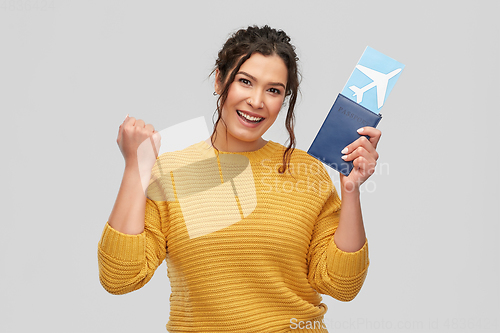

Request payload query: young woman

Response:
[98,25,381,333]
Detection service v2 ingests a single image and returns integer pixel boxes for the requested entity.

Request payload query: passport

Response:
[307,94,382,176]
[307,46,404,176]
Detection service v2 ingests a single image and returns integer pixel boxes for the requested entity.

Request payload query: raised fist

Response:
[117,115,161,172]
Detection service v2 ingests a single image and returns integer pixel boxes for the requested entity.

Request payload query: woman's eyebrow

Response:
[237,71,286,89]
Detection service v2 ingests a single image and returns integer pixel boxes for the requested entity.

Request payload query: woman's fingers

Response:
[355,127,381,149]
[342,148,377,178]
[125,115,136,126]
[341,143,376,163]
[352,155,377,176]
[342,136,378,160]
[338,127,382,186]
[135,118,145,128]
[117,114,129,142]
[341,129,379,176]
[117,114,159,166]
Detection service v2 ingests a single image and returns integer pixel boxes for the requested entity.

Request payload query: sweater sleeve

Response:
[306,179,369,302]
[97,198,168,295]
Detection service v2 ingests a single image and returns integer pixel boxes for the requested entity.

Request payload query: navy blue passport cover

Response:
[307,93,382,176]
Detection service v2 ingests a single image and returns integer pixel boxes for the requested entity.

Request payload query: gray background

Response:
[1,1,499,332]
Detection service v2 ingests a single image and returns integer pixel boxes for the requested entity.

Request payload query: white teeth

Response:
[237,110,263,122]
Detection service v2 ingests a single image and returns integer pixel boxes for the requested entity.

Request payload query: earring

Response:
[213,91,217,96]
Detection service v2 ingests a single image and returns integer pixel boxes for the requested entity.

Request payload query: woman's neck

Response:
[208,124,268,153]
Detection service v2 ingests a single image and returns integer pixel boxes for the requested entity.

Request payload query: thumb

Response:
[151,131,161,144]
[150,131,162,158]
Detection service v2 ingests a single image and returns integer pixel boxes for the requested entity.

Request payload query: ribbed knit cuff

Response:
[98,222,145,262]
[326,238,369,277]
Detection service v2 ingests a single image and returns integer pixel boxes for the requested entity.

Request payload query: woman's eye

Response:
[239,78,251,85]
[269,88,281,94]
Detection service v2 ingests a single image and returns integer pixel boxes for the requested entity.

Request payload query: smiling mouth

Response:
[237,110,264,123]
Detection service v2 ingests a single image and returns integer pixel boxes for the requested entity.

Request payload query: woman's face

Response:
[215,53,288,152]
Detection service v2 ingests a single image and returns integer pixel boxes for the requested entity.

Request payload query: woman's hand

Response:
[339,127,381,192]
[117,115,161,172]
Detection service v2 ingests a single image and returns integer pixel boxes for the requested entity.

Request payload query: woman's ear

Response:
[214,69,222,95]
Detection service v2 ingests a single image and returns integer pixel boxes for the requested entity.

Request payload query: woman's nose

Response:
[246,93,264,109]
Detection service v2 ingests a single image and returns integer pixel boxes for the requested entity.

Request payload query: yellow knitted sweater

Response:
[98,140,369,333]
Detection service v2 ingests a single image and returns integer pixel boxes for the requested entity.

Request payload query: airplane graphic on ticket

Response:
[341,46,405,114]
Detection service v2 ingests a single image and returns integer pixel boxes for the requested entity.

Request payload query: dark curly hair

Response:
[211,25,300,174]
